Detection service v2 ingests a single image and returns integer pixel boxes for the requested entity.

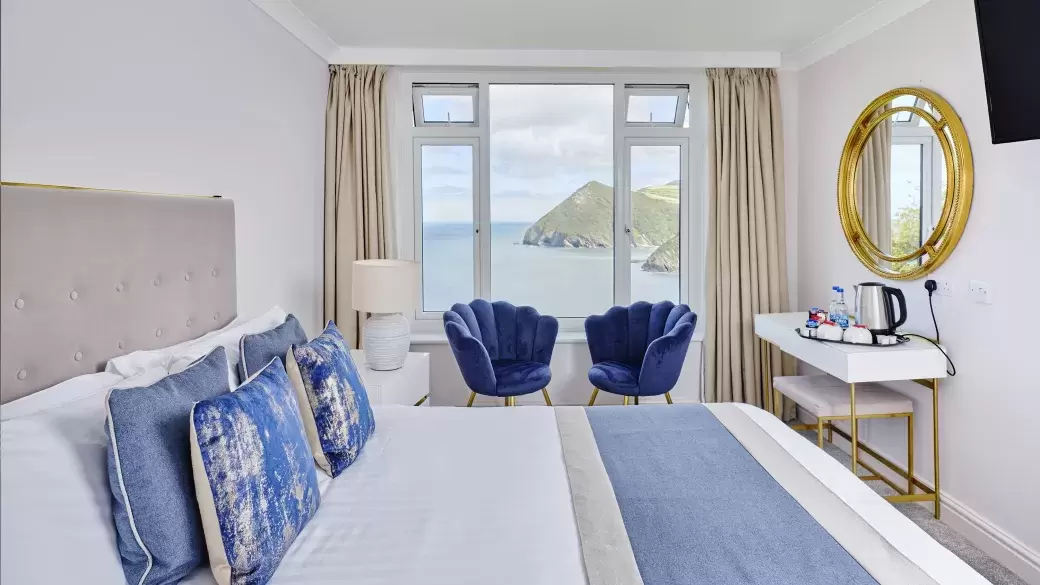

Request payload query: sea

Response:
[422,221,679,318]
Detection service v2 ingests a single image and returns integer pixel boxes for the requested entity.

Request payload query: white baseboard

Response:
[796,409,1040,584]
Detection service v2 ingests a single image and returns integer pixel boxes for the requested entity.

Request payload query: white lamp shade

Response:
[351,259,419,314]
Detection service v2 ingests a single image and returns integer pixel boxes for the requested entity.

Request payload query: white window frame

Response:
[620,137,691,306]
[412,84,479,127]
[892,126,941,242]
[412,136,482,310]
[624,85,689,127]
[394,70,707,338]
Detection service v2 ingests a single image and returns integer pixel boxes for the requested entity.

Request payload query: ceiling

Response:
[291,0,885,53]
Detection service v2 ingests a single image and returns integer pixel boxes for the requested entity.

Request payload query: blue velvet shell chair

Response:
[585,301,696,406]
[444,299,559,406]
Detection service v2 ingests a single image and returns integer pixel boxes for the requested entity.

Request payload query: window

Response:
[416,141,478,311]
[406,74,701,329]
[489,84,615,317]
[413,84,478,126]
[625,85,689,127]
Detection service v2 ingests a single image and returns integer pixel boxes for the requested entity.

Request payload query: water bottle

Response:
[827,286,839,320]
[834,287,849,322]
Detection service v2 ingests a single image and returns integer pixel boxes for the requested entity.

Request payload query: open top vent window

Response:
[413,84,479,127]
[625,85,689,127]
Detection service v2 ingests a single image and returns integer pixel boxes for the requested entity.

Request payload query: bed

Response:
[0,183,990,585]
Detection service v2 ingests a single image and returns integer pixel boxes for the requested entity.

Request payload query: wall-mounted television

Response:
[974,0,1040,144]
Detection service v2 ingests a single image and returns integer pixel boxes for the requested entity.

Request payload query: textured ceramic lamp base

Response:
[362,313,410,371]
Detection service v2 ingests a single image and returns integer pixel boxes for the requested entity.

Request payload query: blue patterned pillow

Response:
[237,313,308,381]
[286,321,376,477]
[190,357,320,585]
[106,346,230,585]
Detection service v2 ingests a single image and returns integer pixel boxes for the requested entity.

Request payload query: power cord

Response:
[908,280,957,376]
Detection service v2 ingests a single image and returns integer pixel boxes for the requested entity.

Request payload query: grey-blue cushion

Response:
[106,346,230,585]
[237,313,308,381]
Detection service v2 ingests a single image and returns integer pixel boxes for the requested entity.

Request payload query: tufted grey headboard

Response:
[0,183,237,403]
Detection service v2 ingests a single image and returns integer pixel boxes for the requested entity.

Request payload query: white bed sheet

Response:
[182,405,588,585]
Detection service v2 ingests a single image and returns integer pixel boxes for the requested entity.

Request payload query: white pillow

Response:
[0,368,168,585]
[105,317,242,377]
[0,371,124,421]
[106,306,288,387]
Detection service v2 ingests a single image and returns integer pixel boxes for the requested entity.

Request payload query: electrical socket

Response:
[934,279,953,297]
[970,279,993,304]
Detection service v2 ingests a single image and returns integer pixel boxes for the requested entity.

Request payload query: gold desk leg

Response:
[817,417,825,449]
[665,392,673,405]
[850,383,858,475]
[762,338,775,417]
[827,422,833,443]
[541,388,553,406]
[907,411,915,495]
[933,378,941,519]
[467,392,476,407]
[623,396,630,406]
[588,388,599,406]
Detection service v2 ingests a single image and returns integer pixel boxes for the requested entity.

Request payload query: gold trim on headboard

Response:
[0,181,221,199]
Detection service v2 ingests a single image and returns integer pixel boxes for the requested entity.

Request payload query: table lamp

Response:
[351,259,420,370]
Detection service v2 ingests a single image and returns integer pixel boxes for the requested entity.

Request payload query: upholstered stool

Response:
[773,374,914,491]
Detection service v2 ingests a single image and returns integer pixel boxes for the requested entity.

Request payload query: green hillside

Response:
[522,181,679,248]
[641,234,679,273]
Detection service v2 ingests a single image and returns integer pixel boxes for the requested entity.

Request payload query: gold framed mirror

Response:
[838,88,973,279]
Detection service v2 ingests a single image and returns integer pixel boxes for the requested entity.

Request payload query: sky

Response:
[420,85,685,224]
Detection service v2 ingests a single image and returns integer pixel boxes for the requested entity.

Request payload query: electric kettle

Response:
[853,283,907,335]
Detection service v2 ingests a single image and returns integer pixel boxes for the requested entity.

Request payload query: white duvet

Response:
[3,390,984,585]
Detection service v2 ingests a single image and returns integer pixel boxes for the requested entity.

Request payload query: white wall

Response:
[796,0,1040,576]
[0,0,329,333]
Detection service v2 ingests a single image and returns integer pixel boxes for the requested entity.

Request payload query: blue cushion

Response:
[238,314,308,381]
[106,346,230,585]
[588,361,640,396]
[492,360,551,396]
[286,321,376,477]
[190,357,320,585]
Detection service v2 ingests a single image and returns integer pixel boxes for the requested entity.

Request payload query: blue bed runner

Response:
[583,404,878,585]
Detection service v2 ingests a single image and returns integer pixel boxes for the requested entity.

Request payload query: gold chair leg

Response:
[541,388,553,406]
[588,388,599,406]
[665,392,673,405]
[827,422,833,443]
[907,412,915,495]
[505,396,515,407]
[467,392,476,407]
[817,417,825,449]
[634,396,639,405]
[623,396,630,406]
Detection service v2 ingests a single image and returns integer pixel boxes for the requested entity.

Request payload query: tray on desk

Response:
[793,328,909,348]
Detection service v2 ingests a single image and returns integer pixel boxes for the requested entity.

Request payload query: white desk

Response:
[754,312,947,518]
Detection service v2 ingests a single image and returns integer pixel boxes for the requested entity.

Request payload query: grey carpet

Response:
[795,430,1027,585]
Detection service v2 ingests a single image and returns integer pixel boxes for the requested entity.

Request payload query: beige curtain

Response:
[325,65,395,348]
[856,114,892,253]
[704,68,794,420]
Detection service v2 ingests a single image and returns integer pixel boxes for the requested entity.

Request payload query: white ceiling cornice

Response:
[781,0,934,70]
[250,0,338,61]
[253,0,932,71]
[328,48,782,68]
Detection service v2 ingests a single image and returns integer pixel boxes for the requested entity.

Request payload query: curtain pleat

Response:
[857,114,893,254]
[324,65,396,348]
[705,68,794,419]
